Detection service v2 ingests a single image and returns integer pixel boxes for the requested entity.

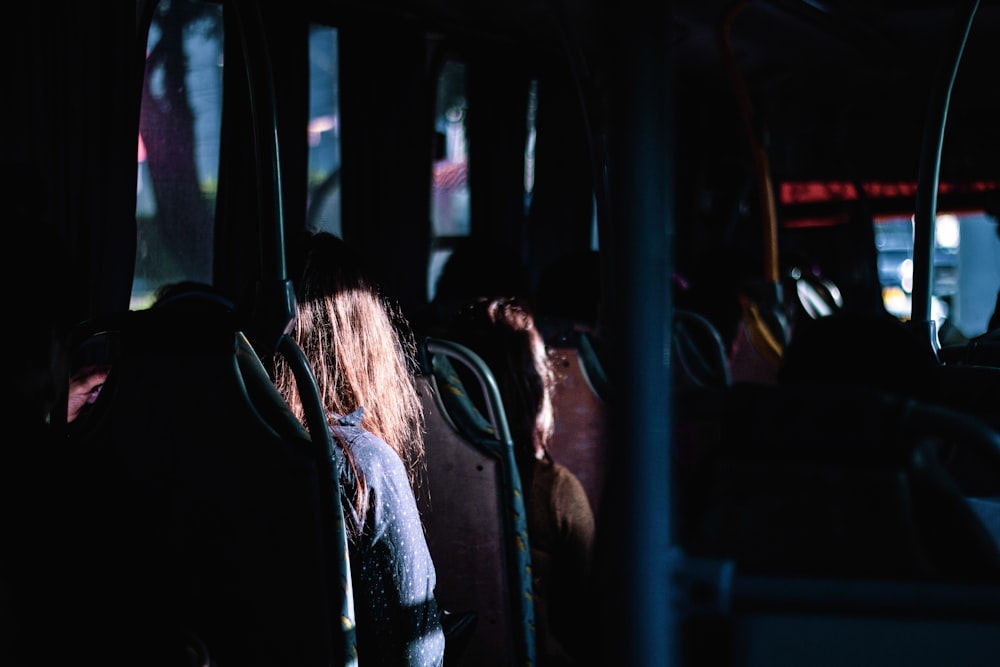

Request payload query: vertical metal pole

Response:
[601,1,676,665]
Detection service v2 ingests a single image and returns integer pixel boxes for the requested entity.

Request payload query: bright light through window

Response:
[875,211,1000,337]
[935,214,960,249]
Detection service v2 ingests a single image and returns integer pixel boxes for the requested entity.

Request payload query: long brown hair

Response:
[273,233,426,527]
[447,296,556,468]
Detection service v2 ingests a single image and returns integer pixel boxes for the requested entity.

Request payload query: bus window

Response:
[875,212,1000,339]
[523,78,600,253]
[428,59,469,300]
[134,1,224,309]
[306,25,341,237]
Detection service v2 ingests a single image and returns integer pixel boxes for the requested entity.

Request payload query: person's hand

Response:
[67,365,111,422]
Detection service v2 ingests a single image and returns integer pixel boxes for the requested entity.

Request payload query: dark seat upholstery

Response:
[415,337,536,667]
[547,331,609,516]
[680,382,1000,580]
[62,302,348,666]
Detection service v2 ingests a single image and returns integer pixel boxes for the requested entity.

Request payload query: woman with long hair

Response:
[447,296,596,667]
[273,232,444,667]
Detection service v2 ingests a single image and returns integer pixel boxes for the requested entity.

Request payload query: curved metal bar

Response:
[425,337,514,445]
[231,3,355,659]
[423,336,537,667]
[911,0,980,345]
[718,0,780,286]
[717,0,788,370]
[277,333,358,667]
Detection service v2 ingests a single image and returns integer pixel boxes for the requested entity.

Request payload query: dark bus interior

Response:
[5,1,1000,665]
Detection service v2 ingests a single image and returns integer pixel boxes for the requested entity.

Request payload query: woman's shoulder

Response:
[532,458,589,506]
[538,457,584,487]
[330,407,406,476]
[531,458,596,538]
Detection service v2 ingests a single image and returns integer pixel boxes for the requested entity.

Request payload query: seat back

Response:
[680,381,1000,580]
[415,337,536,667]
[676,560,1000,667]
[672,308,733,393]
[964,328,1000,367]
[547,330,609,516]
[65,302,352,667]
[49,2,356,662]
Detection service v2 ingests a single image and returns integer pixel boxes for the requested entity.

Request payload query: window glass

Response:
[134,1,224,309]
[875,211,1000,338]
[428,60,469,300]
[306,25,341,236]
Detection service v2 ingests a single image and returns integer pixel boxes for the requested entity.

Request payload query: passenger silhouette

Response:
[446,296,596,667]
[534,249,602,343]
[419,237,532,338]
[777,309,938,399]
[273,232,446,667]
[1,163,90,666]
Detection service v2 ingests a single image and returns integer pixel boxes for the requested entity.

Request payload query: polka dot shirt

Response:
[332,408,445,667]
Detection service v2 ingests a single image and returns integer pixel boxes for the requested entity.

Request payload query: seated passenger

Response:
[64,281,224,426]
[66,363,111,423]
[446,296,597,667]
[272,232,445,667]
[416,237,531,339]
[534,249,602,343]
[777,309,938,399]
[1,168,78,666]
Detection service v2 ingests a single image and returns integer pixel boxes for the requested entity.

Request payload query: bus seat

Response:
[966,497,1000,550]
[679,382,1000,581]
[728,281,789,386]
[547,330,609,516]
[954,327,1000,368]
[928,363,1000,431]
[574,330,609,401]
[676,558,1000,666]
[673,308,733,394]
[671,310,733,495]
[415,337,536,667]
[62,301,350,667]
[910,364,1000,503]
